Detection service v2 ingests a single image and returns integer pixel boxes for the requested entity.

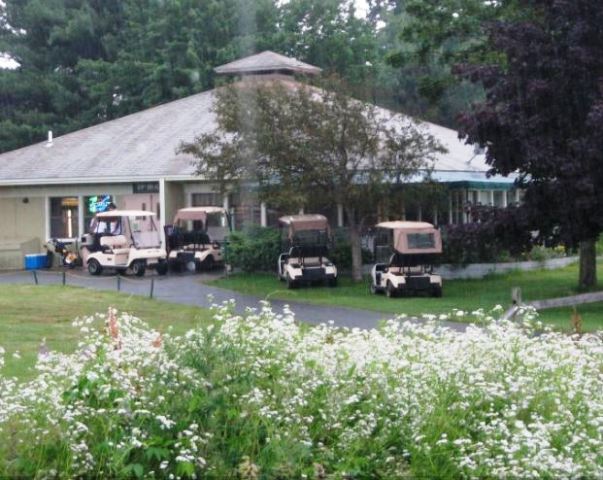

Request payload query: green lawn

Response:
[0,285,213,379]
[3,264,602,380]
[211,262,603,332]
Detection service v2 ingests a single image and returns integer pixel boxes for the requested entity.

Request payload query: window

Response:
[192,193,222,206]
[407,233,435,249]
[50,197,79,238]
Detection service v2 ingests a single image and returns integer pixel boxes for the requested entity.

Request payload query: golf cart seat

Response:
[288,256,323,267]
[100,235,130,254]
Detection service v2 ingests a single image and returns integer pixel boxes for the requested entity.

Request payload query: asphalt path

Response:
[0,269,467,332]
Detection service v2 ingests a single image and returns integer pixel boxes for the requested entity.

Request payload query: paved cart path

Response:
[0,269,468,332]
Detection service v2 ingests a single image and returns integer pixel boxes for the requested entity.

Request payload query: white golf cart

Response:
[81,210,167,276]
[370,221,443,297]
[164,206,230,272]
[277,214,338,288]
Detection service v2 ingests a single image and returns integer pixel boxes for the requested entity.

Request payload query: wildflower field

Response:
[1,303,602,479]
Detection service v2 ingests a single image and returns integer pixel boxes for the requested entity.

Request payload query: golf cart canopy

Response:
[376,221,442,255]
[279,214,329,236]
[95,210,156,218]
[173,207,226,224]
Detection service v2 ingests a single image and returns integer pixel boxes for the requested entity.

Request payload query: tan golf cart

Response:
[165,206,230,272]
[277,214,338,288]
[81,210,167,276]
[370,221,443,297]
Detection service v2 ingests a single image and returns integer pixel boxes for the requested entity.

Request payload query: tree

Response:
[276,0,378,90]
[180,77,444,281]
[0,0,281,153]
[455,0,603,289]
[0,0,126,152]
[363,0,500,128]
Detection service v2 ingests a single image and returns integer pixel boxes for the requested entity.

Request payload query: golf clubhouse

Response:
[0,51,518,269]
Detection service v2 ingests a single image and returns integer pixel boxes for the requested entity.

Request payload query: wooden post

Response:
[150,278,155,299]
[260,202,267,227]
[511,287,522,305]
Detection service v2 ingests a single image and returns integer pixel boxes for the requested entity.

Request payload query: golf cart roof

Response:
[376,221,436,231]
[278,214,329,232]
[95,209,156,218]
[376,221,442,255]
[174,206,226,223]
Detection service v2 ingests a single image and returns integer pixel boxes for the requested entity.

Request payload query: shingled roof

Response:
[0,52,513,187]
[0,90,215,185]
[214,50,322,76]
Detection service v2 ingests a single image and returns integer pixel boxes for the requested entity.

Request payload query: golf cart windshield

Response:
[291,229,329,247]
[279,214,331,256]
[172,207,229,242]
[128,215,161,248]
[407,232,436,250]
[374,221,442,265]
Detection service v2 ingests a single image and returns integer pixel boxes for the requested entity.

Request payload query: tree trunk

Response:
[349,222,364,282]
[578,239,597,290]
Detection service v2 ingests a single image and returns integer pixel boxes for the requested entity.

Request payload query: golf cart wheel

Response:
[131,260,146,277]
[200,255,214,271]
[327,277,337,288]
[386,282,398,298]
[286,274,297,289]
[156,261,168,276]
[432,285,443,298]
[88,259,102,276]
[370,282,378,295]
[168,259,181,273]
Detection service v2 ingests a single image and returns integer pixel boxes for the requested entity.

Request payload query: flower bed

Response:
[1,304,602,478]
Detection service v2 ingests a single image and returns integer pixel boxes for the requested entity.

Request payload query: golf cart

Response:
[370,221,443,297]
[277,214,337,288]
[164,206,230,272]
[80,210,167,276]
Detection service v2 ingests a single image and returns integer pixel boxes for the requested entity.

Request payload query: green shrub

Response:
[226,227,281,273]
[330,229,373,270]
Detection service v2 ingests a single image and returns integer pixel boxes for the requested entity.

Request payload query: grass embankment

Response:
[0,285,213,379]
[211,262,603,331]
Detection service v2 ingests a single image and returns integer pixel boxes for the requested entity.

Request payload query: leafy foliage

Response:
[329,228,373,269]
[455,0,603,287]
[375,0,520,124]
[226,226,281,273]
[441,205,537,264]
